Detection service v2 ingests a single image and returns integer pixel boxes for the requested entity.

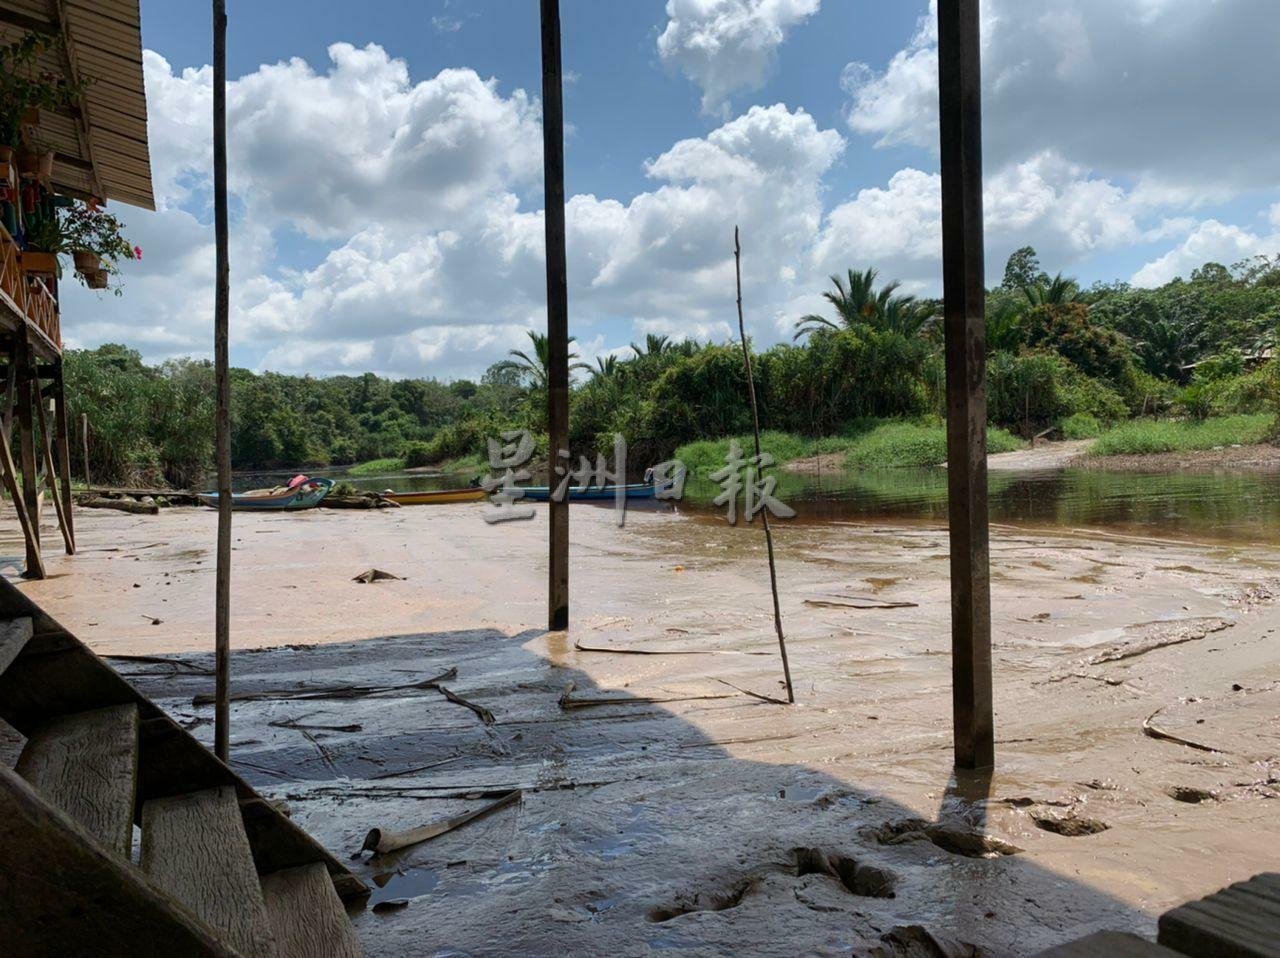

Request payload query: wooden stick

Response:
[733,227,794,704]
[212,0,233,763]
[0,409,43,579]
[540,0,570,632]
[52,364,73,549]
[360,789,522,856]
[34,395,73,554]
[15,339,42,577]
[938,0,994,770]
[80,412,90,487]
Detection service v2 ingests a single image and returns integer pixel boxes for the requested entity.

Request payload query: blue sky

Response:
[64,0,1280,379]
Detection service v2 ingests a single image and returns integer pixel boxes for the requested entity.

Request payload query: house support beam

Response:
[14,338,43,578]
[540,0,570,632]
[938,0,994,769]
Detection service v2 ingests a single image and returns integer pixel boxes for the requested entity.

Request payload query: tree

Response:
[593,355,619,377]
[794,268,906,340]
[630,333,672,357]
[1021,273,1091,308]
[1001,246,1048,290]
[491,330,589,389]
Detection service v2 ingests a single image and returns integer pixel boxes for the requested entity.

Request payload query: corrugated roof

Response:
[0,0,155,210]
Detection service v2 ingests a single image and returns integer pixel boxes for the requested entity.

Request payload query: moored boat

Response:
[198,476,335,511]
[383,487,487,505]
[519,483,656,502]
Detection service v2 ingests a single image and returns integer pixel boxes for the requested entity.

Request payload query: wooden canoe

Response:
[383,488,486,506]
[519,483,656,502]
[198,477,335,511]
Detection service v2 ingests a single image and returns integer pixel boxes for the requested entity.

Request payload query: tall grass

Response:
[843,421,1022,468]
[347,457,405,476]
[1088,414,1275,456]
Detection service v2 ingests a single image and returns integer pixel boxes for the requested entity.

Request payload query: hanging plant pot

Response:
[0,145,13,165]
[72,249,99,274]
[38,151,55,179]
[85,268,109,290]
[19,250,59,276]
[15,146,38,179]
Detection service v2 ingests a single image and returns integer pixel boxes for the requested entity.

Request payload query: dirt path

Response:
[987,438,1093,470]
[6,502,1279,955]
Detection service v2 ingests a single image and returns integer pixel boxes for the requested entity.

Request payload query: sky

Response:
[61,0,1280,380]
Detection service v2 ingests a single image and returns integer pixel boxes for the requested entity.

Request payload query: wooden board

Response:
[1158,873,1280,957]
[0,764,239,958]
[15,704,138,857]
[261,863,363,958]
[0,615,33,676]
[142,787,277,958]
[1033,930,1183,957]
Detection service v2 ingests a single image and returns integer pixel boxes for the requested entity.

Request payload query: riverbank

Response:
[6,500,1279,955]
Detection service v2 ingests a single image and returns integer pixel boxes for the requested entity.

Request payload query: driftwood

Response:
[557,681,736,710]
[80,496,159,515]
[321,495,399,510]
[1142,707,1222,754]
[87,486,202,506]
[360,788,522,856]
[192,667,458,706]
[352,568,403,584]
[435,685,494,724]
[573,639,771,657]
[803,594,918,610]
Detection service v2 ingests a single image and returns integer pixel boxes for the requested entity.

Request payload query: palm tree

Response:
[880,294,939,337]
[793,268,913,340]
[1132,313,1205,380]
[1021,273,1088,308]
[630,333,672,357]
[593,354,619,378]
[491,330,588,389]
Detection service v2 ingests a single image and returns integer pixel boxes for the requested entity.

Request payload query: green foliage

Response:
[843,420,1022,468]
[400,441,434,468]
[0,31,84,145]
[1060,413,1103,440]
[1001,246,1049,290]
[347,457,404,476]
[1089,415,1275,456]
[987,350,1126,434]
[675,430,828,477]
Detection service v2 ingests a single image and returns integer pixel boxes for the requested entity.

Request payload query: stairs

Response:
[0,577,367,957]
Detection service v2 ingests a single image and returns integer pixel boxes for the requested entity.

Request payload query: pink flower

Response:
[133,246,143,260]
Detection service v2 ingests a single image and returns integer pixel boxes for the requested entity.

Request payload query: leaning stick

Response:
[360,788,522,855]
[733,226,795,703]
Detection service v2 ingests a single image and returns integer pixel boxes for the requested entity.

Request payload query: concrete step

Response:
[1159,872,1280,958]
[1033,930,1184,956]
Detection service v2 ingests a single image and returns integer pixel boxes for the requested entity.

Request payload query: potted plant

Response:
[19,212,64,277]
[62,202,140,294]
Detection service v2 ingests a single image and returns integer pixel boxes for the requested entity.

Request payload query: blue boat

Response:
[519,482,656,502]
[199,477,335,511]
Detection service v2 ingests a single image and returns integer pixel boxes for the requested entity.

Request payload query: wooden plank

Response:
[0,379,44,580]
[937,0,994,770]
[52,364,73,547]
[0,764,240,958]
[142,787,277,958]
[35,387,74,554]
[260,863,363,958]
[1033,931,1183,957]
[15,703,138,856]
[0,615,33,676]
[1158,873,1280,957]
[540,0,570,632]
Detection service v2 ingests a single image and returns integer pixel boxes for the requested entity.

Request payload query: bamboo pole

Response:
[938,0,994,770]
[212,0,233,763]
[540,0,570,632]
[733,227,794,704]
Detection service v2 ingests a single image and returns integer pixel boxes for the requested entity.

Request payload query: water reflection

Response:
[237,464,1280,546]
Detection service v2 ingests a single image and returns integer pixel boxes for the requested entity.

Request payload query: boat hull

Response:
[519,483,656,502]
[199,477,335,511]
[384,488,487,505]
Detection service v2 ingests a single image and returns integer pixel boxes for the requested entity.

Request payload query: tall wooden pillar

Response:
[540,0,570,631]
[52,360,74,547]
[14,337,42,578]
[938,0,994,769]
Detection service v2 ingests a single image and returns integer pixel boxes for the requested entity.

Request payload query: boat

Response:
[519,483,657,502]
[198,476,335,511]
[383,487,487,506]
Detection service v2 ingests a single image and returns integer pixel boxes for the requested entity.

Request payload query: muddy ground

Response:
[7,501,1280,956]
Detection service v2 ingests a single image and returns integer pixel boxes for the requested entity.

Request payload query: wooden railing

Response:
[0,224,63,352]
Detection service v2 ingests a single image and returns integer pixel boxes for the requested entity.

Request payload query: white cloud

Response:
[844,0,1279,198]
[1132,220,1280,287]
[658,0,820,115]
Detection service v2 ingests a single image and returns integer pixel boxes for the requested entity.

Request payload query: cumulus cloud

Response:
[658,0,820,115]
[1132,220,1280,287]
[844,0,1279,199]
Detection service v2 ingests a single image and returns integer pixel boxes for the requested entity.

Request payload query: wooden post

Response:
[938,0,994,769]
[212,0,233,763]
[0,402,43,581]
[540,0,570,632]
[15,338,42,578]
[35,393,73,555]
[80,412,90,487]
[52,362,73,547]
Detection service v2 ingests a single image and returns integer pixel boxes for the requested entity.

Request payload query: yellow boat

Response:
[384,487,487,505]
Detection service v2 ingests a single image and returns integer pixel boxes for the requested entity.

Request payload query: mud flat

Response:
[6,502,1280,955]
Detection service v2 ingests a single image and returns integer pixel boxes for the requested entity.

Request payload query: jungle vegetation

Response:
[67,248,1280,486]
